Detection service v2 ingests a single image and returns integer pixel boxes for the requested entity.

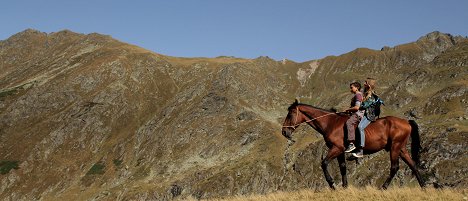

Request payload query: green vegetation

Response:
[0,160,19,174]
[113,159,123,167]
[86,162,106,175]
[0,81,37,100]
[0,88,18,99]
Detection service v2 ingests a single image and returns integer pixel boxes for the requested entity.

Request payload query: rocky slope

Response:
[0,29,466,200]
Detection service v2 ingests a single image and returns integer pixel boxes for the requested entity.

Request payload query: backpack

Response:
[371,94,385,118]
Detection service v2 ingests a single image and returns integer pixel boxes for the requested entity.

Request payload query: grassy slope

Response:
[201,187,467,201]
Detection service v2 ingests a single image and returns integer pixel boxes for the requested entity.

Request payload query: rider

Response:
[344,82,364,154]
[352,78,378,158]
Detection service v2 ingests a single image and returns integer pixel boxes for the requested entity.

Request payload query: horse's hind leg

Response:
[337,153,348,188]
[382,146,400,189]
[321,146,342,190]
[400,148,426,188]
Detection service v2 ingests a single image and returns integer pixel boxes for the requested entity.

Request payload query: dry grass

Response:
[186,186,467,201]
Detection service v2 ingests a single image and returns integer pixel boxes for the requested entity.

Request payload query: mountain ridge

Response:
[0,29,466,200]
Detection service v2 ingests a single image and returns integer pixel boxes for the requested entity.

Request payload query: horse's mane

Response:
[288,102,349,117]
[288,102,332,113]
[287,101,300,111]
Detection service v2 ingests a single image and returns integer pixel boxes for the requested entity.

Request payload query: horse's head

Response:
[282,99,305,141]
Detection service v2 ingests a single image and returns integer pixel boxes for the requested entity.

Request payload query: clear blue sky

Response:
[1,0,467,62]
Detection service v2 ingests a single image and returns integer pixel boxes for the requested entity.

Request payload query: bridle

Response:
[282,106,336,131]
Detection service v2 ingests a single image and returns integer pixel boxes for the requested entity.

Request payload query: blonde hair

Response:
[364,78,377,100]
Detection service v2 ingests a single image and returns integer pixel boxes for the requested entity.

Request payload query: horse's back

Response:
[378,116,412,131]
[380,115,409,122]
[365,116,412,152]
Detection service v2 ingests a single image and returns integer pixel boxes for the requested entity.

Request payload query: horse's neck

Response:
[299,105,335,135]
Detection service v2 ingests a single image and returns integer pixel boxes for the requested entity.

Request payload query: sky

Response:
[1,0,467,62]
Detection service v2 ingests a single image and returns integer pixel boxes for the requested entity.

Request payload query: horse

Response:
[281,100,425,189]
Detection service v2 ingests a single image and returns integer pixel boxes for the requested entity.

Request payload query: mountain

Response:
[0,29,466,200]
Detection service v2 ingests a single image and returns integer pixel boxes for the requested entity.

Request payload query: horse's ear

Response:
[294,98,299,104]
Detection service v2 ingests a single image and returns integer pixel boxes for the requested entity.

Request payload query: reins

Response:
[282,106,337,130]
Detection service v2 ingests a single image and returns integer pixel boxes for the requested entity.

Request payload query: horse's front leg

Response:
[321,146,342,190]
[337,153,348,188]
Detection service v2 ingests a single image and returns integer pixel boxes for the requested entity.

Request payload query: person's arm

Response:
[344,99,362,113]
[343,93,363,113]
[345,105,360,113]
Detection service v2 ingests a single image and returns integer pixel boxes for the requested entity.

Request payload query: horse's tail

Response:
[409,120,421,167]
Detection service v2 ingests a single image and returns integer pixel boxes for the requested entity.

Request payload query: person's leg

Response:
[358,116,371,147]
[345,114,359,152]
[353,116,371,157]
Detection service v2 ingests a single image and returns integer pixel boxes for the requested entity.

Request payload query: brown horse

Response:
[281,100,425,189]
